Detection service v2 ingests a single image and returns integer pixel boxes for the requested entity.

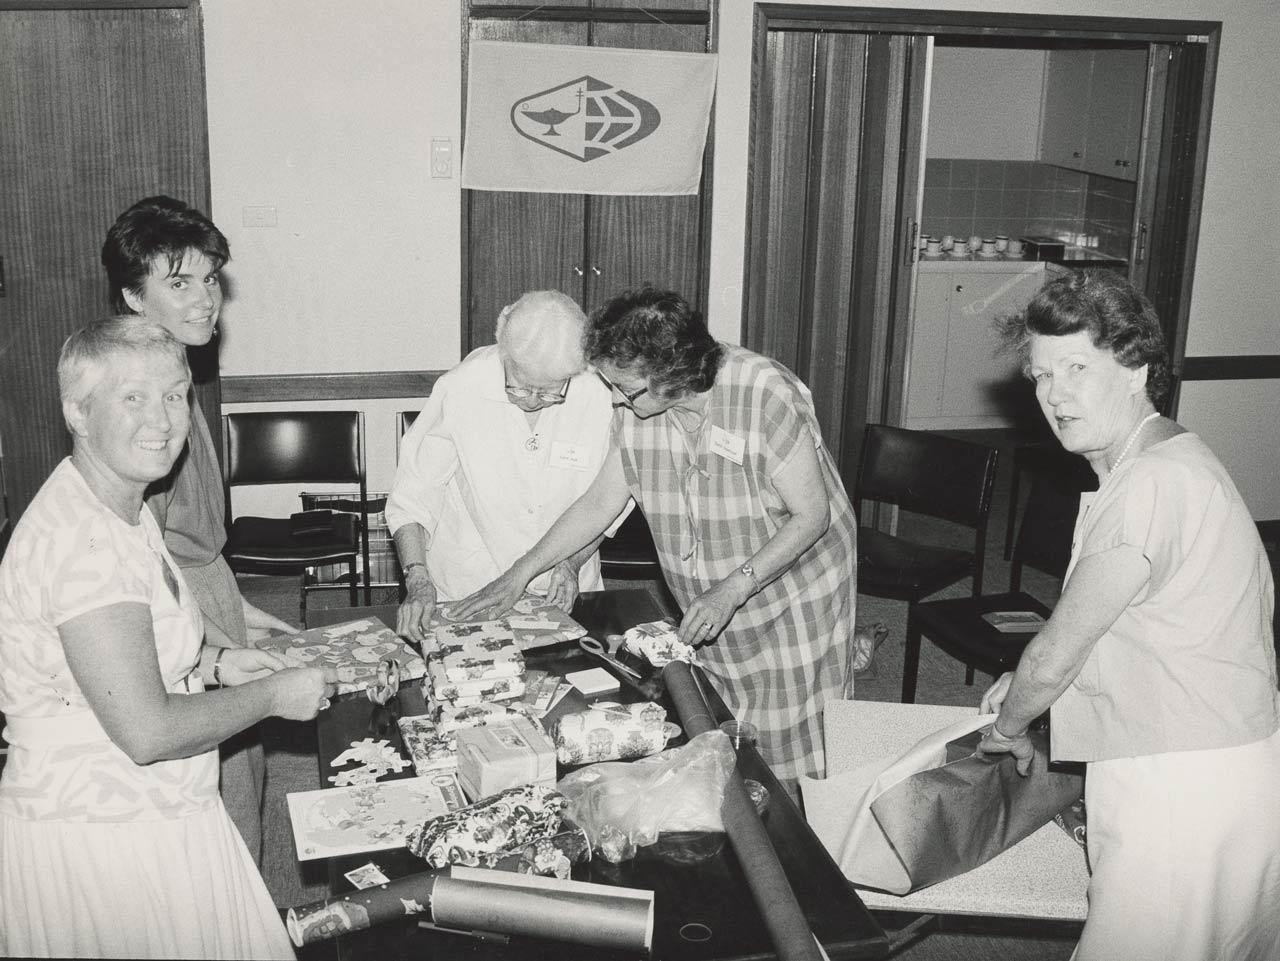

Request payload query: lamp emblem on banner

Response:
[512,76,660,163]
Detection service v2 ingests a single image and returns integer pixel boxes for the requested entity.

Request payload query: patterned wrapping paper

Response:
[428,593,587,652]
[397,715,458,776]
[495,827,593,880]
[258,618,426,695]
[405,783,568,870]
[426,661,527,704]
[551,702,673,765]
[436,700,545,736]
[430,628,525,682]
[621,619,695,667]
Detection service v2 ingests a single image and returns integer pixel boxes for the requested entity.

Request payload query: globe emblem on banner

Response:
[511,75,661,163]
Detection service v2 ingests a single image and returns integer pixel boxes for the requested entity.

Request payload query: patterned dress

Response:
[0,460,292,958]
[614,346,857,780]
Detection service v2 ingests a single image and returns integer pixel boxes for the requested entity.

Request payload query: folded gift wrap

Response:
[430,628,525,682]
[622,619,695,667]
[426,660,527,704]
[456,716,558,802]
[429,593,587,652]
[397,715,458,776]
[551,701,674,765]
[436,700,545,737]
[406,783,568,870]
[259,618,426,695]
[801,713,1082,894]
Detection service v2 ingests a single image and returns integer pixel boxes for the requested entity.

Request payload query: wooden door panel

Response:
[586,19,709,314]
[466,192,583,347]
[0,7,209,519]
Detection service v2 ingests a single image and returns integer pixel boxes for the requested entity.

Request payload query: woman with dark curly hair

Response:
[455,288,858,784]
[978,270,1280,960]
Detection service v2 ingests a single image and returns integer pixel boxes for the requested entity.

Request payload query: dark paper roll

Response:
[662,661,823,961]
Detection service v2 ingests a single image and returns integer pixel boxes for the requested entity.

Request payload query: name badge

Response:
[709,426,745,465]
[549,441,592,471]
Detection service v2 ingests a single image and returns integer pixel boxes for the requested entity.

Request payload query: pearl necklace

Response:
[1108,412,1160,474]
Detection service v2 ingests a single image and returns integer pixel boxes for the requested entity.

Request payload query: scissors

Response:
[577,636,643,683]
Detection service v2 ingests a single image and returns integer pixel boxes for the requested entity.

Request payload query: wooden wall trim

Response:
[220,370,443,404]
[1180,356,1280,381]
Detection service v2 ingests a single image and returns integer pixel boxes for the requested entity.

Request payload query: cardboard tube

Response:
[662,661,823,961]
[432,867,653,953]
[286,873,439,946]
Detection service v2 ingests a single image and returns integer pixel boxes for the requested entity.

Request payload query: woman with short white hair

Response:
[0,319,333,958]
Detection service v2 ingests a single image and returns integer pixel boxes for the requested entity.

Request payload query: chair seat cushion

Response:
[857,527,973,597]
[911,591,1051,675]
[226,514,359,565]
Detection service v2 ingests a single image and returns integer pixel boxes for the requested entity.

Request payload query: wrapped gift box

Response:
[426,660,527,705]
[456,716,557,802]
[551,702,672,765]
[436,700,544,736]
[430,629,525,683]
[397,715,458,776]
[428,593,587,652]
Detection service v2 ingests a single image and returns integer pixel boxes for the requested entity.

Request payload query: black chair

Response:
[854,424,1000,604]
[900,472,1083,703]
[1004,439,1095,559]
[222,411,370,625]
[599,507,680,618]
[397,409,419,454]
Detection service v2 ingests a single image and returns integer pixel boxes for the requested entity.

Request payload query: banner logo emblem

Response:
[511,75,660,162]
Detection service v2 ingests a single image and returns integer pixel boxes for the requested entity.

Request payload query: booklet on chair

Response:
[981,611,1047,633]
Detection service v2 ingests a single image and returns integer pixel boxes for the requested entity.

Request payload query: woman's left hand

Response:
[545,562,580,613]
[976,721,1036,776]
[678,578,746,647]
[216,647,293,686]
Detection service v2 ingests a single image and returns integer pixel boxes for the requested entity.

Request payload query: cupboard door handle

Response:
[1114,159,1131,168]
[904,218,918,265]
[1136,222,1148,263]
[1071,150,1082,158]
[590,266,601,276]
[955,284,963,293]
[572,264,584,277]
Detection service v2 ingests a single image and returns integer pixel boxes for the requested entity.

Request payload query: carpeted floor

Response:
[239,427,1084,959]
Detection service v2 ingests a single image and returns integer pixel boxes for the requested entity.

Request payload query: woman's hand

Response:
[216,647,293,686]
[979,671,1015,716]
[678,576,748,647]
[269,667,338,721]
[242,596,296,641]
[545,561,580,613]
[397,573,437,645]
[977,721,1036,776]
[451,568,532,622]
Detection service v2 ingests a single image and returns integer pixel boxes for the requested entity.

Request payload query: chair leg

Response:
[901,609,922,704]
[1004,461,1022,560]
[964,665,975,686]
[348,560,358,607]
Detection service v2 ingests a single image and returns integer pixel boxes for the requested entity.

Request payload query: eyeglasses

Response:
[504,379,570,405]
[595,370,649,405]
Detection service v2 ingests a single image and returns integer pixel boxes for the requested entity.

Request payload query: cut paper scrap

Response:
[259,618,426,695]
[344,862,390,890]
[288,774,466,861]
[327,738,411,784]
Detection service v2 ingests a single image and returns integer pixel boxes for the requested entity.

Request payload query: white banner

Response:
[462,40,717,196]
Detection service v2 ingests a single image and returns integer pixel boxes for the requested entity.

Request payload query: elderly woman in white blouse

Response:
[0,319,334,958]
[979,271,1280,961]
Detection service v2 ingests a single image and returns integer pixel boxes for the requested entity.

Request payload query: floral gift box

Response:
[405,783,567,870]
[551,701,676,765]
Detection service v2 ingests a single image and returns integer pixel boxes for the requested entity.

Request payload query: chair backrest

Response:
[398,409,419,440]
[223,411,364,488]
[855,424,999,529]
[1010,469,1094,592]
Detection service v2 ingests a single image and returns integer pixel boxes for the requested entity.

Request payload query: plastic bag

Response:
[556,729,737,862]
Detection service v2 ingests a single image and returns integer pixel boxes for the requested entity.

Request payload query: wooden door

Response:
[584,19,708,314]
[745,28,927,486]
[464,19,587,351]
[0,4,210,520]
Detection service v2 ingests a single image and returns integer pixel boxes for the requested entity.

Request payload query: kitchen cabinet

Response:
[1039,48,1146,182]
[904,260,1051,430]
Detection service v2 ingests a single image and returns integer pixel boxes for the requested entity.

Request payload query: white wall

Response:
[203,0,1280,517]
[926,47,1046,160]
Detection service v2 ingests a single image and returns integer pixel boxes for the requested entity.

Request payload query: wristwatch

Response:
[402,562,428,578]
[739,562,761,594]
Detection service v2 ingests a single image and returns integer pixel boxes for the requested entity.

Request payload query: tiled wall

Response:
[922,158,1134,257]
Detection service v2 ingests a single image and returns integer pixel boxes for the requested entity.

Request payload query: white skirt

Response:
[1075,727,1280,961]
[0,800,294,959]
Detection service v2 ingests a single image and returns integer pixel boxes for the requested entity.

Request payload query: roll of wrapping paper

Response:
[661,660,823,961]
[285,865,653,953]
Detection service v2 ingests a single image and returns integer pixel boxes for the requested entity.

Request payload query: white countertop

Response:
[917,254,1049,273]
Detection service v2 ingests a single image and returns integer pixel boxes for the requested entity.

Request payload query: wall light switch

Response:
[242,204,277,228]
[431,138,453,179]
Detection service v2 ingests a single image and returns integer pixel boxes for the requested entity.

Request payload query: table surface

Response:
[811,701,1089,922]
[308,590,889,961]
